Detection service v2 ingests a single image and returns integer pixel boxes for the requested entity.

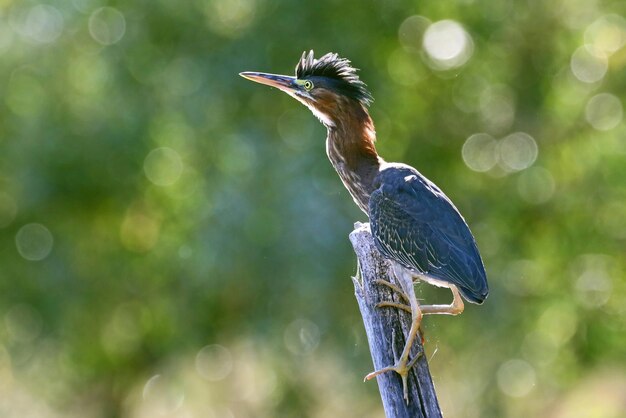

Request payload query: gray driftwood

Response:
[350,222,442,418]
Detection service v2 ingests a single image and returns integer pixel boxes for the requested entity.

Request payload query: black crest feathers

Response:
[295,50,373,106]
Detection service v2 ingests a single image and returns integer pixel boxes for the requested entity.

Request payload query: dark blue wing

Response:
[368,164,488,304]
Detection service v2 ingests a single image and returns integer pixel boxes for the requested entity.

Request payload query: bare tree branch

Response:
[350,222,442,418]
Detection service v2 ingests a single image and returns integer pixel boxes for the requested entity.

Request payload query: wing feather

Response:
[368,167,488,303]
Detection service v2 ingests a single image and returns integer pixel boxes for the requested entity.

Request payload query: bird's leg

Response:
[419,284,464,316]
[365,265,423,403]
[373,279,412,313]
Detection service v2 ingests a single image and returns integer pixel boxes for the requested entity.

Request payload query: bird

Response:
[240,51,488,401]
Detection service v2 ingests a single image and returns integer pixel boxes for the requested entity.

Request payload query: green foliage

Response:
[1,0,625,416]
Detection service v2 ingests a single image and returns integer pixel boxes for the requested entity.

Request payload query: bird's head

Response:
[240,51,373,127]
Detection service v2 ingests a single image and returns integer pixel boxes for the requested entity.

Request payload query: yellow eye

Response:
[303,80,314,91]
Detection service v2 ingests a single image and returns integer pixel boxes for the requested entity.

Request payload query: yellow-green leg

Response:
[365,265,424,402]
[365,271,466,402]
[419,284,464,315]
[375,277,465,316]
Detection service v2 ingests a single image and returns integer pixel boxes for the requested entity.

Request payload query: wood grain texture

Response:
[350,222,442,418]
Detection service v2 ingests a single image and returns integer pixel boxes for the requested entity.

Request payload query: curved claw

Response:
[364,352,423,403]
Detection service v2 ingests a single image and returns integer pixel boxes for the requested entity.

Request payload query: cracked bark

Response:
[350,222,442,418]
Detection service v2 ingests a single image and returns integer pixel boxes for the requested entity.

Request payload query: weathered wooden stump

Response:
[350,222,442,418]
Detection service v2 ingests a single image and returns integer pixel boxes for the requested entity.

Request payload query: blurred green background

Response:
[1,0,626,417]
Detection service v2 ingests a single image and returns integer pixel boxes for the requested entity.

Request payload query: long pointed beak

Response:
[239,72,296,93]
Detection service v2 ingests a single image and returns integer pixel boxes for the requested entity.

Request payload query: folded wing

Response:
[369,167,488,304]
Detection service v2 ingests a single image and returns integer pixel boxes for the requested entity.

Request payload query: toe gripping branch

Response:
[350,222,442,417]
[366,274,425,404]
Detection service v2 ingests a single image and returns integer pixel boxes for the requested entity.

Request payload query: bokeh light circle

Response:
[462,133,498,172]
[585,93,623,131]
[497,359,536,397]
[142,374,185,415]
[570,46,608,83]
[120,202,161,253]
[283,319,320,356]
[499,132,538,172]
[144,147,183,186]
[15,223,54,261]
[584,14,626,55]
[537,304,578,347]
[205,0,256,38]
[398,15,431,51]
[576,262,612,309]
[89,7,126,46]
[195,344,233,381]
[423,20,473,70]
[22,4,63,44]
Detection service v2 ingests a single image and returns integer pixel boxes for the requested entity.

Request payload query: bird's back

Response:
[368,163,488,304]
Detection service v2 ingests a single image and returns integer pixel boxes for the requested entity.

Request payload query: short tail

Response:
[459,283,489,305]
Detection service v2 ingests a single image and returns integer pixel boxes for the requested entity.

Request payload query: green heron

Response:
[240,51,488,400]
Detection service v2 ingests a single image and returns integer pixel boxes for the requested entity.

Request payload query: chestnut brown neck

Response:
[323,97,382,213]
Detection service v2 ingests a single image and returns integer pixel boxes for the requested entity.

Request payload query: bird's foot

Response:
[373,279,410,303]
[374,278,425,344]
[376,301,411,314]
[364,352,423,402]
[366,266,426,403]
